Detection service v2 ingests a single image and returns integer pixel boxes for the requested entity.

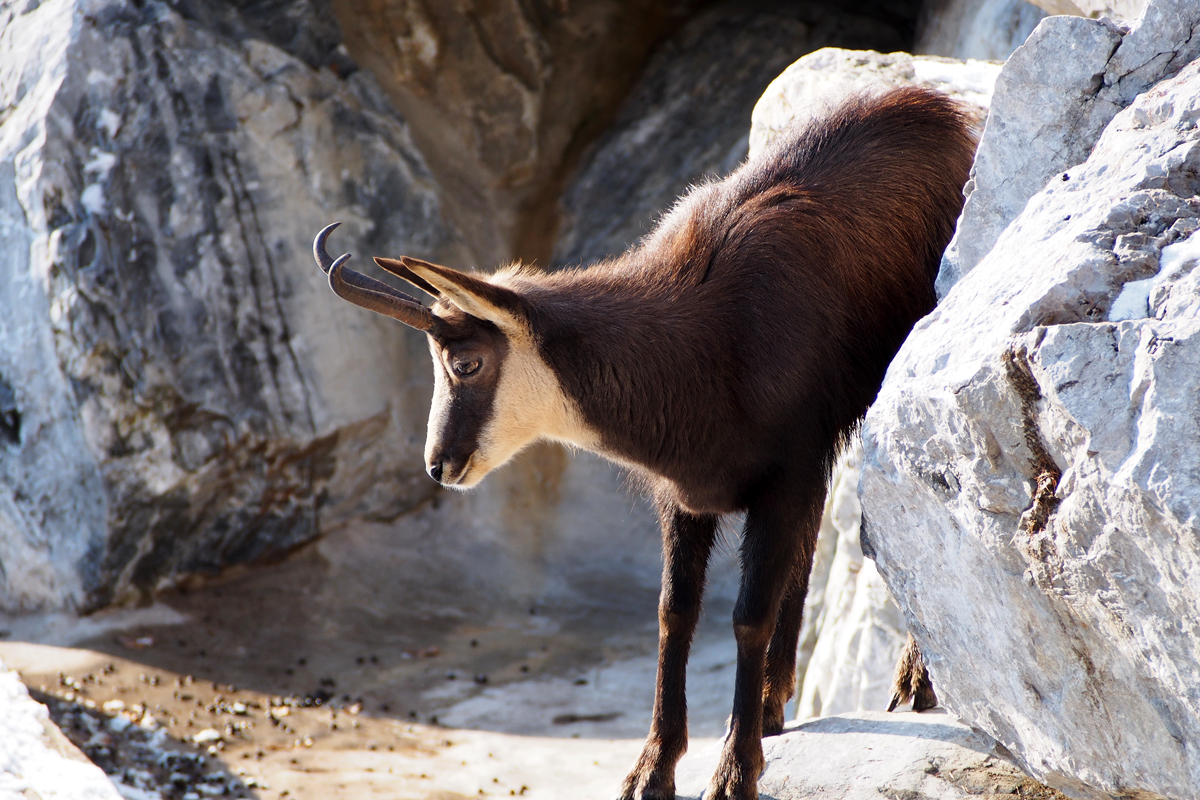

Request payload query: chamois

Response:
[313,86,975,800]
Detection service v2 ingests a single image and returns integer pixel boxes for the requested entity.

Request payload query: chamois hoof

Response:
[619,743,679,800]
[704,750,763,800]
[761,704,786,738]
[617,773,676,800]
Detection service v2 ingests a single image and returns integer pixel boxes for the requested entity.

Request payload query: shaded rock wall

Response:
[552,1,916,268]
[330,0,704,267]
[860,1,1200,795]
[915,0,1045,61]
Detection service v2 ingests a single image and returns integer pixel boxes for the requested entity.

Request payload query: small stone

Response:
[193,728,222,744]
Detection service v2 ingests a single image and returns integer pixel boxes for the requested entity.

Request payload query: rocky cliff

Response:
[0,0,481,612]
[861,0,1200,797]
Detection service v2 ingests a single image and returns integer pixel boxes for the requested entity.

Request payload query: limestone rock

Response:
[552,3,914,269]
[0,0,465,611]
[937,0,1200,295]
[915,0,1046,62]
[0,659,123,799]
[675,710,1067,800]
[794,443,910,720]
[861,45,1200,800]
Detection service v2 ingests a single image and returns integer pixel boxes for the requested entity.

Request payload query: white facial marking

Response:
[423,293,599,490]
[462,327,599,486]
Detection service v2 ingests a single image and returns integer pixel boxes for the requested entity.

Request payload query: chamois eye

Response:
[454,359,481,377]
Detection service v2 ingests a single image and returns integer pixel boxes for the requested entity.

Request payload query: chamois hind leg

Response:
[619,502,717,800]
[707,474,825,800]
[887,632,938,712]
[761,525,819,737]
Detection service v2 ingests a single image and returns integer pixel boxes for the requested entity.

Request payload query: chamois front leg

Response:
[620,504,717,800]
[708,478,823,800]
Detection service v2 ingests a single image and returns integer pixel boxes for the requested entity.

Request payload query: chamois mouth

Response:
[441,454,476,488]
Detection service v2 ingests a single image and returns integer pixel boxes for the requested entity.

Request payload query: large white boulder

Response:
[0,659,123,799]
[861,34,1200,800]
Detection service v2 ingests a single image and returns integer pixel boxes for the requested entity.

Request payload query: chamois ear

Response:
[373,257,441,299]
[400,257,527,334]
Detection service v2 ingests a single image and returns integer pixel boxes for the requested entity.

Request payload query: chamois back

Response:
[521,86,975,512]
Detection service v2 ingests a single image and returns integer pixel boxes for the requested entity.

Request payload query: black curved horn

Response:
[314,225,437,332]
[314,222,341,273]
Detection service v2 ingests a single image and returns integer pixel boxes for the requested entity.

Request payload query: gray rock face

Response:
[915,0,1045,62]
[938,0,1200,296]
[0,0,465,611]
[552,3,914,269]
[861,46,1200,800]
[676,710,1066,800]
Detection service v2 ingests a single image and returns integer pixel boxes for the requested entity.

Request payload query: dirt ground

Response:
[1,515,738,800]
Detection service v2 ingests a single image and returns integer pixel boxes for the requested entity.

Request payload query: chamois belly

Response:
[651,433,808,516]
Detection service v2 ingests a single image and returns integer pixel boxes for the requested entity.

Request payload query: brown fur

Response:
[889,632,939,712]
[321,86,975,800]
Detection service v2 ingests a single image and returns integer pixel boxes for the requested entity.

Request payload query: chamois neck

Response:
[521,255,732,475]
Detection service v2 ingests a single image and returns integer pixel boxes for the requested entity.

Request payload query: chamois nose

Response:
[427,461,445,483]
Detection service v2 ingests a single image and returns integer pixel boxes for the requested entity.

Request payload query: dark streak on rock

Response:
[0,374,21,446]
[1001,345,1061,536]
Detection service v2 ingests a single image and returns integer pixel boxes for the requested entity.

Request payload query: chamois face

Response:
[423,296,600,490]
[311,225,596,490]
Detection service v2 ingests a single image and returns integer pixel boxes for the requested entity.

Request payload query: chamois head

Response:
[314,224,594,489]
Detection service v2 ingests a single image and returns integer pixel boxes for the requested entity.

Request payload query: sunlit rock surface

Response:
[862,22,1200,800]
[676,710,1067,800]
[937,0,1200,295]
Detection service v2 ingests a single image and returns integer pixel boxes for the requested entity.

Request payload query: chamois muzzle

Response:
[313,223,437,332]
